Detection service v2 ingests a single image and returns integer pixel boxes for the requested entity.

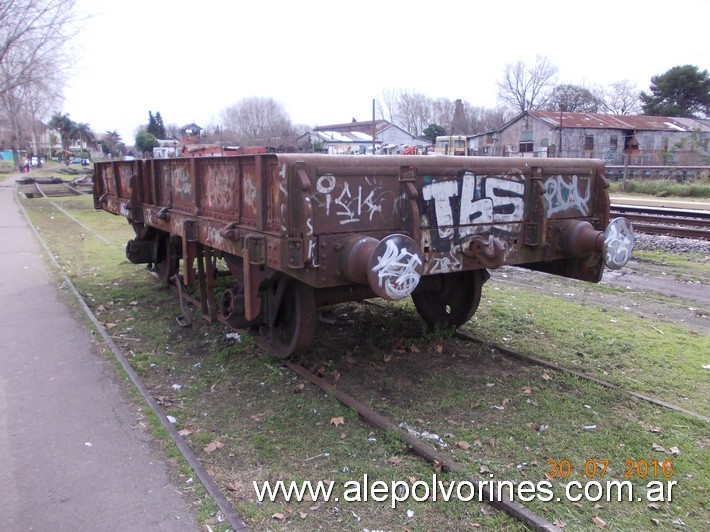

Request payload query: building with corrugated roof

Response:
[299,120,429,154]
[471,111,709,165]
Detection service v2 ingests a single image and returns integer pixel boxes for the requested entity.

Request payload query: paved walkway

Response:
[0,176,198,531]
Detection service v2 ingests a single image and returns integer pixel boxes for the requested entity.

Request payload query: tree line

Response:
[177,60,710,147]
[2,1,708,158]
[0,0,80,166]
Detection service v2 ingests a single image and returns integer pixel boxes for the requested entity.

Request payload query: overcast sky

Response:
[63,0,709,142]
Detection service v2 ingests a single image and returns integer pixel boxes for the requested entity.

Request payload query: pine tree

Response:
[641,65,710,118]
[147,111,161,137]
[155,112,167,138]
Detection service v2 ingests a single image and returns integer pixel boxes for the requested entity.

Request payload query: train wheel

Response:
[412,270,486,328]
[151,232,179,284]
[261,275,316,359]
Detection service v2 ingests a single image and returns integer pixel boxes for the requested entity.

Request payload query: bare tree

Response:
[460,105,488,135]
[375,88,512,136]
[99,130,124,157]
[24,63,64,161]
[596,80,642,115]
[220,97,294,146]
[497,55,558,113]
[0,0,79,166]
[395,91,433,136]
[0,0,79,94]
[376,87,398,122]
[545,84,601,112]
[482,107,513,132]
[429,97,455,132]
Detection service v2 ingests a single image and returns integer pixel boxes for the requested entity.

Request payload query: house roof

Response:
[307,130,374,143]
[529,111,709,132]
[314,119,391,134]
[180,123,203,133]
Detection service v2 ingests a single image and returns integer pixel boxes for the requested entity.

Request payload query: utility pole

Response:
[372,99,376,155]
[558,109,563,157]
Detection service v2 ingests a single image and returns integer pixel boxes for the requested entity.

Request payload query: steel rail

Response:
[15,185,249,531]
[30,183,112,244]
[615,215,710,228]
[283,360,561,532]
[454,331,709,424]
[610,204,710,219]
[166,271,561,528]
[611,204,710,240]
[626,222,709,240]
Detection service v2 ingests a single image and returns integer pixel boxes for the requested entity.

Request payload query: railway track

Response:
[19,263,700,531]
[611,204,710,240]
[17,184,705,529]
[16,183,561,530]
[16,177,88,198]
[452,331,709,423]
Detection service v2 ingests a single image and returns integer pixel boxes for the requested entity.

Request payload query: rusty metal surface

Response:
[93,153,633,356]
[93,154,617,287]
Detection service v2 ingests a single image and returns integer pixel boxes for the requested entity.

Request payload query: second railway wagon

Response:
[93,154,634,357]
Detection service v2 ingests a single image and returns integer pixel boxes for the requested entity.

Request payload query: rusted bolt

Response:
[288,257,295,265]
[334,242,344,252]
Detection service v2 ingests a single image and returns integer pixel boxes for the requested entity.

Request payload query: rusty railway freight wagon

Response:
[93,154,634,358]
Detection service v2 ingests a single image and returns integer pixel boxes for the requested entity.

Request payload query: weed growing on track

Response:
[18,188,709,531]
[468,285,710,414]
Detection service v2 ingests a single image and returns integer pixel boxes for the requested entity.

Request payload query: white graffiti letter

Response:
[544,175,591,217]
[422,180,458,238]
[483,177,525,223]
[459,172,494,236]
[372,239,422,299]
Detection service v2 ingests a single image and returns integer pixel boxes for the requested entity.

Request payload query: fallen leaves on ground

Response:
[203,439,224,453]
[592,516,607,527]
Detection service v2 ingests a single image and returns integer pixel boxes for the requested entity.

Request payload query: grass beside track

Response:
[608,174,710,198]
[16,179,709,531]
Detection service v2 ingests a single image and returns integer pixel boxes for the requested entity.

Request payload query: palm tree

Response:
[48,112,74,153]
[101,130,123,157]
[70,122,96,151]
